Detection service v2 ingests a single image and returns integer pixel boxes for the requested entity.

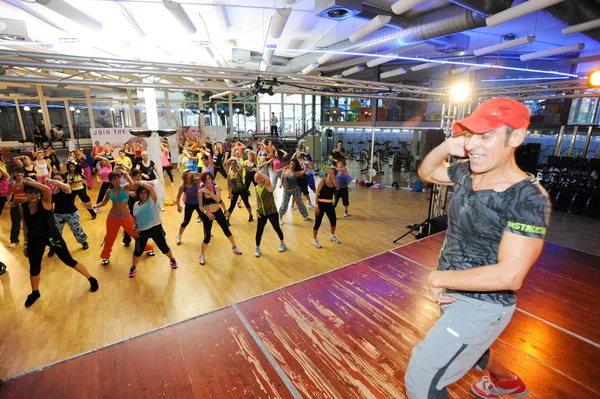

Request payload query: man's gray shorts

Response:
[405,294,515,398]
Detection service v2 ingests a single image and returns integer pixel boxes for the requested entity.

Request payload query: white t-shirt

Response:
[270,116,278,126]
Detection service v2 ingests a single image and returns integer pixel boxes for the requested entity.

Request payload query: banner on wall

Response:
[90,128,140,149]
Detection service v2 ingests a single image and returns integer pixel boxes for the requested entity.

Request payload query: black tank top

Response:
[202,184,218,205]
[22,200,60,239]
[53,189,78,214]
[139,161,156,180]
[24,165,37,179]
[319,182,337,200]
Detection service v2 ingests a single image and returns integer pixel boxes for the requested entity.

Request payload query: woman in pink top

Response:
[95,157,113,204]
[91,141,103,175]
[161,141,173,187]
[261,149,288,188]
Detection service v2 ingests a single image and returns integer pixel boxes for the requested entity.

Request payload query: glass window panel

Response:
[43,86,87,98]
[259,93,282,104]
[0,100,22,141]
[46,101,72,141]
[108,101,131,128]
[91,101,114,128]
[134,89,166,101]
[68,101,92,139]
[19,101,43,143]
[284,94,303,104]
[0,87,38,97]
[90,87,128,100]
[215,103,229,127]
[133,101,146,128]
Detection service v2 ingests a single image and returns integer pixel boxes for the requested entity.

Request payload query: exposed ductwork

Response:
[280,5,485,74]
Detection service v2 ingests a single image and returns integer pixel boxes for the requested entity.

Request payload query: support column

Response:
[37,85,52,134]
[15,99,26,141]
[567,125,579,156]
[582,126,593,158]
[554,125,566,156]
[127,89,136,127]
[65,100,74,140]
[86,89,95,129]
[144,88,159,130]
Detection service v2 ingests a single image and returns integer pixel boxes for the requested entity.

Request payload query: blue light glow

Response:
[480,77,570,82]
[269,48,580,78]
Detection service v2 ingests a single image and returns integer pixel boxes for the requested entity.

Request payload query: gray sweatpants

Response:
[405,294,515,398]
[279,187,308,218]
[53,211,88,245]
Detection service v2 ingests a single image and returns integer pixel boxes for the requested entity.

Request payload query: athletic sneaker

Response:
[330,234,341,244]
[147,250,156,256]
[124,242,131,248]
[232,245,242,255]
[176,235,182,244]
[279,243,286,253]
[279,218,284,225]
[82,242,89,250]
[170,258,178,269]
[25,291,41,307]
[307,201,314,207]
[471,373,529,398]
[237,203,242,208]
[171,182,174,187]
[48,248,55,257]
[89,277,99,292]
[161,207,165,212]
[249,215,253,222]
[291,204,295,211]
[343,211,349,217]
[199,254,206,265]
[254,247,261,257]
[303,216,309,221]
[196,217,201,223]
[0,262,6,276]
[128,266,137,278]
[312,239,322,249]
[102,258,109,266]
[8,243,16,249]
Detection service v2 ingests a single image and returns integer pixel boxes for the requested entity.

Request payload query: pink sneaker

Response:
[170,258,178,269]
[472,372,529,398]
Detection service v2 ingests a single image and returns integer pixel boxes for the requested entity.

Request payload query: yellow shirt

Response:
[115,156,132,169]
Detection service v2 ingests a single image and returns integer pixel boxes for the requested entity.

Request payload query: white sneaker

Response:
[307,201,314,207]
[343,211,349,217]
[312,239,321,249]
[330,235,341,244]
[199,254,205,265]
[196,217,201,223]
[303,216,309,221]
[176,235,182,245]
[171,182,174,187]
[161,207,165,212]
[279,218,284,225]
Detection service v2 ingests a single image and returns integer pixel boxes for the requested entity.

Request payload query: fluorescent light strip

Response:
[486,0,566,27]
[342,65,365,76]
[269,47,579,77]
[366,54,398,68]
[411,62,439,71]
[349,15,391,43]
[481,77,570,82]
[473,35,535,57]
[380,67,407,79]
[520,43,584,61]
[391,0,427,15]
[562,18,600,35]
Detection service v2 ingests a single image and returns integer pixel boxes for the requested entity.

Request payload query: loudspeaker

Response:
[418,129,445,160]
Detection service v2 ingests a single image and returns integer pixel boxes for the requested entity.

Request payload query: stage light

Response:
[75,109,81,113]
[450,82,470,102]
[37,109,42,113]
[69,106,75,111]
[587,69,600,88]
[23,106,30,111]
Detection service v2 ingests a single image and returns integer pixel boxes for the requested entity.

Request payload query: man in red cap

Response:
[404,98,551,398]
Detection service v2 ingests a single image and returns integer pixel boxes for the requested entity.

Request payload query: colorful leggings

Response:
[101,214,153,259]
[82,166,93,189]
[53,211,87,244]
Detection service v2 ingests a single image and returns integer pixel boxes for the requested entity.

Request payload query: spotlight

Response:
[75,109,81,114]
[587,69,600,88]
[23,106,30,111]
[450,82,470,102]
[37,109,43,113]
[69,106,75,111]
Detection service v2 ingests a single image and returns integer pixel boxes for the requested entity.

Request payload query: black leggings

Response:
[28,235,77,276]
[96,182,111,204]
[245,171,257,191]
[0,196,7,216]
[215,166,227,179]
[297,175,309,196]
[314,201,336,231]
[122,196,137,245]
[10,205,22,243]
[163,165,174,183]
[72,188,95,216]
[256,212,284,246]
[133,224,170,257]
[202,209,231,244]
[228,191,250,213]
[334,186,349,207]
[181,203,201,228]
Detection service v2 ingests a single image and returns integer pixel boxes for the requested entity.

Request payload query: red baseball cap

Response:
[452,98,530,136]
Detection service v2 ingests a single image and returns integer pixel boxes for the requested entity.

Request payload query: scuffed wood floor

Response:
[1,234,599,398]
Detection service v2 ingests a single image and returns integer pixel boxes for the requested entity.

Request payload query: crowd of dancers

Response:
[0,136,353,308]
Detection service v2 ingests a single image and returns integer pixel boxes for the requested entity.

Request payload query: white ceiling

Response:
[0,0,598,77]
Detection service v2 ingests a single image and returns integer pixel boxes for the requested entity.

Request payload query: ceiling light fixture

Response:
[410,62,439,71]
[162,0,196,35]
[450,82,470,102]
[391,0,427,16]
[366,54,397,68]
[349,15,391,43]
[486,0,566,27]
[69,106,75,111]
[35,0,103,32]
[562,18,600,36]
[380,67,407,79]
[301,63,319,75]
[341,65,365,76]
[520,43,584,61]
[270,8,292,39]
[473,35,535,56]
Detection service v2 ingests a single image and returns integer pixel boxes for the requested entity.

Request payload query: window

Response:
[47,101,72,140]
[68,101,92,139]
[569,98,598,125]
[19,101,42,142]
[0,100,22,141]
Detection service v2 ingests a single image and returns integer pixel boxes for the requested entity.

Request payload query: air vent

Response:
[314,0,362,21]
[0,18,31,42]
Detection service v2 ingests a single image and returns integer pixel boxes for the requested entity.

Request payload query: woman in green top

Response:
[226,158,253,223]
[253,170,285,257]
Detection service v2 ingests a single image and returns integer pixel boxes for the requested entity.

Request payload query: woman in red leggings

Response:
[84,171,154,267]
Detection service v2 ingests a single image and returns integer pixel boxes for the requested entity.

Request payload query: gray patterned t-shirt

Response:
[439,161,551,306]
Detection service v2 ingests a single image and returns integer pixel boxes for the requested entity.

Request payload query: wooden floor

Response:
[0,160,599,385]
[1,233,598,398]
